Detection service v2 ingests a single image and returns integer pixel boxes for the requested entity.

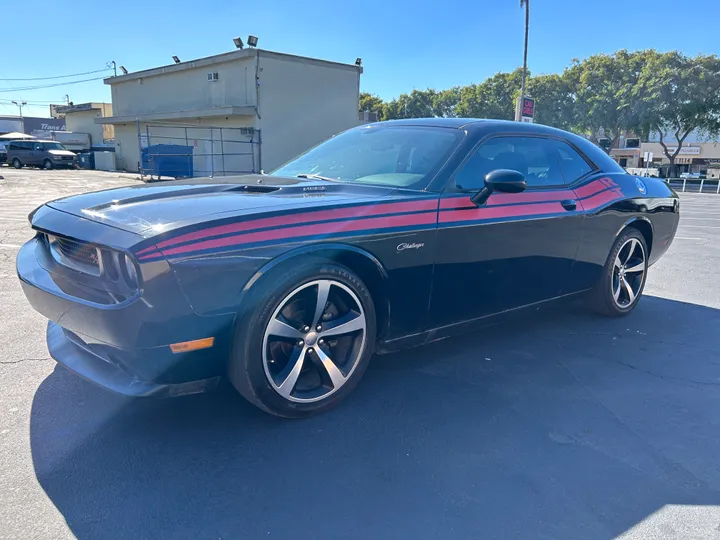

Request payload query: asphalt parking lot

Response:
[0,167,719,540]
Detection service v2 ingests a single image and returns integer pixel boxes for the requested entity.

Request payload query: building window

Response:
[207,72,219,82]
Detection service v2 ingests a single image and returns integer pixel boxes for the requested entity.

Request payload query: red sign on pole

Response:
[521,97,535,118]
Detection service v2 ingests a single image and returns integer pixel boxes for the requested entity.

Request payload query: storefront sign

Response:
[667,146,701,155]
[22,117,66,134]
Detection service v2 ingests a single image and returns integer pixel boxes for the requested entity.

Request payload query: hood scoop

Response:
[228,184,280,194]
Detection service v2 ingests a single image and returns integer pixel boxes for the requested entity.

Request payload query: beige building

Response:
[57,102,114,147]
[97,48,362,174]
[612,140,720,176]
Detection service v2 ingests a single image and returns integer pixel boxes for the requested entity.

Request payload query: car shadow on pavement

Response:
[30,296,720,540]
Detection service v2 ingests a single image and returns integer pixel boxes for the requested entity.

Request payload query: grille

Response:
[48,235,100,274]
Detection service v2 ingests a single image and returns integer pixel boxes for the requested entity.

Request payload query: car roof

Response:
[363,118,624,175]
[371,118,576,137]
[376,118,487,128]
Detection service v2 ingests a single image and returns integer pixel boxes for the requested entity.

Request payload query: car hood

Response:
[48,150,76,157]
[45,175,401,237]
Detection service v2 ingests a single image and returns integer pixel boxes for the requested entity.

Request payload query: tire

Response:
[43,159,54,170]
[228,259,376,418]
[588,228,648,317]
[12,158,22,169]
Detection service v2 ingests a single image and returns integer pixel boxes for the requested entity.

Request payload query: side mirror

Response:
[471,169,527,205]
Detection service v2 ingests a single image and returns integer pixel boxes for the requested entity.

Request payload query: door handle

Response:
[561,199,577,211]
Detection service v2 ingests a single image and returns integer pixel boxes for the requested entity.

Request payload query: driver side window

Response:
[452,136,565,191]
[34,143,43,151]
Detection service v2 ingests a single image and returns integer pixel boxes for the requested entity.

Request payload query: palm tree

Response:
[520,0,530,105]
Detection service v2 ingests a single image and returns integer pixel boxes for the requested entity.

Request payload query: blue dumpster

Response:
[77,152,95,169]
[141,144,193,178]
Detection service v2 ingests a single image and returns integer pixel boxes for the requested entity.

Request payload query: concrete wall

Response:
[65,107,114,146]
[111,57,256,117]
[256,52,361,170]
[113,115,256,174]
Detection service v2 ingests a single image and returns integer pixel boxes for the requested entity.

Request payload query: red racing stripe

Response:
[439,197,473,210]
[487,190,575,205]
[440,180,605,210]
[580,189,622,211]
[156,211,438,258]
[574,181,609,199]
[138,199,439,255]
[439,201,565,223]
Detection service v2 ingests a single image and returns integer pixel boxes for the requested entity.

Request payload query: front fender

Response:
[240,242,388,293]
[169,242,389,318]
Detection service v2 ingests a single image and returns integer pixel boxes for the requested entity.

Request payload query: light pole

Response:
[515,0,530,121]
[11,100,27,117]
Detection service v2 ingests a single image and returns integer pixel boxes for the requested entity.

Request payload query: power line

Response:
[0,76,107,93]
[0,68,110,82]
[0,98,58,104]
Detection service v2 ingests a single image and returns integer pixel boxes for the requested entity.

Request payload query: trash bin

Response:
[77,152,95,170]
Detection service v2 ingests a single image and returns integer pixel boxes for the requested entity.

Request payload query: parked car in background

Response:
[17,119,680,417]
[0,141,7,164]
[7,140,77,170]
[680,172,705,179]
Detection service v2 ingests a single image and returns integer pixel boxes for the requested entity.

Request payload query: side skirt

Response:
[375,289,591,354]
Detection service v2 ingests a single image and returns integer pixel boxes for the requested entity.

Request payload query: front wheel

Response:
[43,159,54,170]
[229,260,376,417]
[588,228,648,316]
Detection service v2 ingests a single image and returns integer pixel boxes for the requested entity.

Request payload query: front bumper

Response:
[48,322,219,397]
[17,213,235,393]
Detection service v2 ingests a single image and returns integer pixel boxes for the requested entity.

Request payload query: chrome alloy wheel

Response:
[262,279,367,403]
[612,237,646,308]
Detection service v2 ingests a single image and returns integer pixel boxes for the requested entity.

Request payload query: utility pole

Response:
[516,0,530,121]
[11,100,27,117]
[110,60,117,77]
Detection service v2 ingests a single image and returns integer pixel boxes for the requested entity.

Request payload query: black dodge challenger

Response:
[17,119,680,417]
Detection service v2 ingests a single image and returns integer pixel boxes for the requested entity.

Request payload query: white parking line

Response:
[674,236,704,240]
[678,224,720,229]
[0,243,21,249]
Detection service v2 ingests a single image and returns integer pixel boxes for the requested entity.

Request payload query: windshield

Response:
[272,125,462,189]
[43,142,67,151]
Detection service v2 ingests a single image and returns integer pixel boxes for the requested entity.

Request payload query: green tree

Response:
[526,73,575,130]
[567,50,647,151]
[456,69,524,120]
[634,52,720,175]
[432,87,461,118]
[358,92,385,120]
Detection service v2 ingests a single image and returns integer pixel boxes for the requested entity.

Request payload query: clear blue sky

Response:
[1,0,718,117]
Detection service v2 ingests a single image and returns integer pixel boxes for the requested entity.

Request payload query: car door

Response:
[30,142,44,165]
[17,141,32,164]
[429,135,585,328]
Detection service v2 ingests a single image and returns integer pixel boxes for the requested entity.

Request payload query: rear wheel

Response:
[229,260,376,417]
[43,159,53,170]
[588,228,648,316]
[12,158,22,169]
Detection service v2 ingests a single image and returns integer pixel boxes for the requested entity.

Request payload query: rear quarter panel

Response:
[571,173,679,291]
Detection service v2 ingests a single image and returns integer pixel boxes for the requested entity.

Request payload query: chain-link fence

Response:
[137,122,262,179]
